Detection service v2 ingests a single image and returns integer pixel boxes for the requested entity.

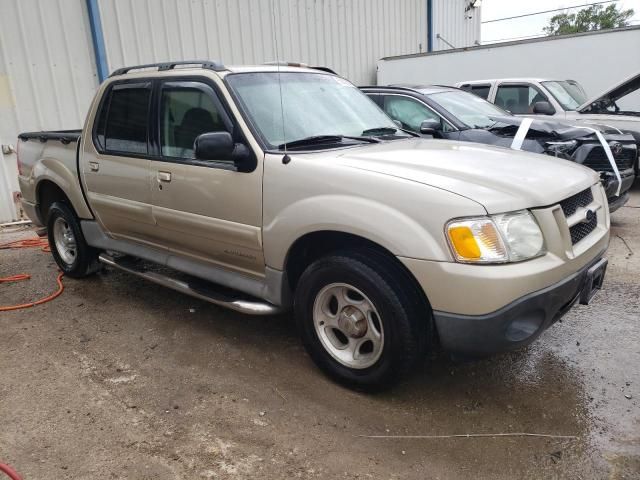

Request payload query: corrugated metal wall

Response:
[98,0,427,86]
[0,0,99,221]
[0,0,479,222]
[433,0,481,50]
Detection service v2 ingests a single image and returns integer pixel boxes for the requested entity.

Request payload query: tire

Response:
[294,249,430,390]
[46,202,100,278]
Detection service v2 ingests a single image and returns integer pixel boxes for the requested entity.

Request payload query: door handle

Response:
[157,171,172,182]
[88,161,100,172]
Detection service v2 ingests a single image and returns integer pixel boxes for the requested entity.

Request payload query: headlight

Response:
[446,210,545,263]
[545,140,578,157]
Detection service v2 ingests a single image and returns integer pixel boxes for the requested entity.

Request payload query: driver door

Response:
[380,94,454,138]
[494,83,552,116]
[149,78,264,277]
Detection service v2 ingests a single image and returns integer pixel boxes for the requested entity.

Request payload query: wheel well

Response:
[37,181,73,222]
[284,231,426,300]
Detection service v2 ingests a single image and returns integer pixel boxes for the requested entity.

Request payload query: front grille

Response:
[560,188,593,217]
[569,213,598,244]
[583,146,636,171]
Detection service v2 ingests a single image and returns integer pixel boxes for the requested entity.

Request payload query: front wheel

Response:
[47,202,100,278]
[294,250,428,389]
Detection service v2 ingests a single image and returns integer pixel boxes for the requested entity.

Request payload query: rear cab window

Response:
[460,84,491,100]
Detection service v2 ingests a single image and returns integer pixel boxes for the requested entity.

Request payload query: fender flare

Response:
[33,157,93,219]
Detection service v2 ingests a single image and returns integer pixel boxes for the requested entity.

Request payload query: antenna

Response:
[270,0,289,160]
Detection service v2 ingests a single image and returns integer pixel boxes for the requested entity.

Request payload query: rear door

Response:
[82,81,157,245]
[149,77,264,277]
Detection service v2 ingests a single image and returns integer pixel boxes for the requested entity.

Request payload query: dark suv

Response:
[362,85,637,212]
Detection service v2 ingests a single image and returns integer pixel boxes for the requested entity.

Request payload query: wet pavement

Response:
[1,185,639,479]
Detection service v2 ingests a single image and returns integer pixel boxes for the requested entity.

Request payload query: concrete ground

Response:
[1,185,639,480]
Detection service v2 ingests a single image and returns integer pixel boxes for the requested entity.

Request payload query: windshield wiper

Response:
[278,134,378,150]
[361,127,398,136]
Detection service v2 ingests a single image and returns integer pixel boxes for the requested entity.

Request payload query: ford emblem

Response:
[609,142,623,156]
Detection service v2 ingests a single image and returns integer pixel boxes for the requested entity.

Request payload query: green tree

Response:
[544,4,634,36]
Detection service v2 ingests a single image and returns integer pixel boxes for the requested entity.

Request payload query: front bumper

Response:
[603,168,634,212]
[432,254,607,356]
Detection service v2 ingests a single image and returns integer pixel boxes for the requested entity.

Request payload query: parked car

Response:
[17,61,609,389]
[362,85,636,212]
[454,74,640,175]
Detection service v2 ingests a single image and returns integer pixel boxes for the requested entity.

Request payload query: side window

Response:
[495,84,548,114]
[101,86,151,154]
[383,95,441,132]
[160,85,229,159]
[470,85,490,100]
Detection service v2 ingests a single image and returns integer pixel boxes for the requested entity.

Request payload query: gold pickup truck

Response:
[17,61,609,389]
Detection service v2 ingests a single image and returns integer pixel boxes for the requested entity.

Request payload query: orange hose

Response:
[0,274,31,283]
[0,236,63,311]
[0,462,23,480]
[0,237,50,252]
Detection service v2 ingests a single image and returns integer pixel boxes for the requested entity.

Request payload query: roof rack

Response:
[110,60,226,77]
[263,61,337,75]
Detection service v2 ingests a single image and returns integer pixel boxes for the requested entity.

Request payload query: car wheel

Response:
[47,202,100,278]
[294,249,429,389]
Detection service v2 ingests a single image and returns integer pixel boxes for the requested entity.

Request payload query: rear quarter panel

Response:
[18,139,93,219]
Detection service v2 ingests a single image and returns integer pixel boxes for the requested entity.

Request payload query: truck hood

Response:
[336,138,599,214]
[578,71,640,114]
[565,112,640,143]
[486,114,611,137]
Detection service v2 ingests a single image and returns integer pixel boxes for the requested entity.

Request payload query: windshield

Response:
[541,81,587,111]
[226,72,405,149]
[426,90,510,129]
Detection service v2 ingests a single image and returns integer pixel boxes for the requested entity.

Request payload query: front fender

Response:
[263,194,449,270]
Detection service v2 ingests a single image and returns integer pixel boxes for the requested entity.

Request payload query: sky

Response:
[481,0,640,44]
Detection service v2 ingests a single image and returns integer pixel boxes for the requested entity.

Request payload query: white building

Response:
[0,0,481,222]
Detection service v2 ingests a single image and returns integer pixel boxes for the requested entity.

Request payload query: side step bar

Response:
[98,253,283,316]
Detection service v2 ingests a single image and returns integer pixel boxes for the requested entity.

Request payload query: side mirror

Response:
[532,101,555,115]
[195,132,235,160]
[420,119,441,135]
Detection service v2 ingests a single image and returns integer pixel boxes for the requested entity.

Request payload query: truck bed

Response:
[17,128,91,224]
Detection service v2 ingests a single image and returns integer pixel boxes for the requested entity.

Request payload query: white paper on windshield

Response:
[510,117,533,151]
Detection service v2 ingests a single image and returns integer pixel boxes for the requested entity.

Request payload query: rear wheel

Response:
[294,249,429,389]
[47,202,100,278]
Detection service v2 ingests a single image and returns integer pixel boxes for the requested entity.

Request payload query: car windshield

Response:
[226,72,406,149]
[425,89,510,129]
[541,81,587,111]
